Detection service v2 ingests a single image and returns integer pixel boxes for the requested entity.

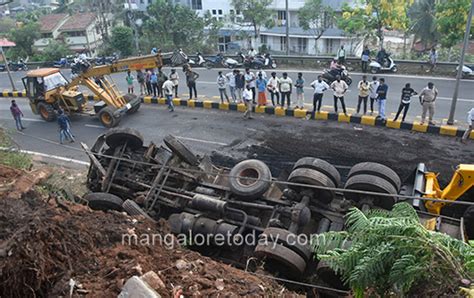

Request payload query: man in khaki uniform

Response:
[419,82,438,125]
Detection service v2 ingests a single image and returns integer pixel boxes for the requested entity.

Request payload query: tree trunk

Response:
[403,33,407,59]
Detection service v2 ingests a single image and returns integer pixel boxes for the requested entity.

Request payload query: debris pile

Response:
[0,165,293,297]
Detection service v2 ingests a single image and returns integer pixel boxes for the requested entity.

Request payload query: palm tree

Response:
[408,0,439,50]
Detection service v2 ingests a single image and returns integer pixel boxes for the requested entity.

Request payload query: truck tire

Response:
[254,241,307,276]
[122,199,155,221]
[105,127,144,150]
[463,206,474,239]
[287,168,335,204]
[293,157,341,187]
[37,101,56,122]
[163,135,199,166]
[344,174,398,209]
[84,192,123,211]
[260,227,312,261]
[348,162,401,192]
[98,106,120,128]
[229,159,272,199]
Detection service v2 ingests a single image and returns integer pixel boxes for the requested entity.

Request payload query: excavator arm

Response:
[424,164,474,214]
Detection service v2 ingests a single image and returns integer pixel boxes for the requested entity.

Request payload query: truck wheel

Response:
[98,106,120,128]
[344,174,398,209]
[122,199,155,221]
[84,192,123,211]
[229,159,272,199]
[293,157,341,187]
[254,241,307,276]
[260,227,312,261]
[463,206,474,239]
[105,127,144,150]
[348,162,401,192]
[37,102,56,122]
[163,135,199,166]
[287,168,335,204]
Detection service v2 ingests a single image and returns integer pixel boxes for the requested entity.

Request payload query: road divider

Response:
[2,91,472,139]
[141,95,474,140]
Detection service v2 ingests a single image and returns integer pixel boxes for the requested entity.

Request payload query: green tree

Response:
[8,22,40,58]
[0,18,16,37]
[338,0,414,48]
[231,0,275,48]
[408,0,438,49]
[312,203,474,296]
[298,0,334,41]
[110,26,134,57]
[203,11,224,53]
[436,0,471,49]
[143,0,205,51]
[41,40,73,61]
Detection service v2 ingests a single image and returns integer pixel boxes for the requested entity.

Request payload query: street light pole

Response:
[448,0,474,125]
[0,46,16,91]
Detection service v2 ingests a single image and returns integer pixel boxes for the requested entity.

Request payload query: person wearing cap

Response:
[169,68,179,98]
[419,82,438,125]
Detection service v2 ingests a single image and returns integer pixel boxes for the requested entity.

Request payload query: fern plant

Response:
[312,202,474,296]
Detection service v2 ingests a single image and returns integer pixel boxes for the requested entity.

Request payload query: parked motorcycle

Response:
[369,54,398,73]
[94,54,118,66]
[238,52,276,69]
[1,59,28,71]
[54,57,69,68]
[321,65,352,86]
[203,53,226,69]
[224,55,242,69]
[187,52,206,68]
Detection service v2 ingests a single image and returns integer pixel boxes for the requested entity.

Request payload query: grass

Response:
[0,128,32,170]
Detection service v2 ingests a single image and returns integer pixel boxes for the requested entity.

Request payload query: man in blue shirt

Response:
[376,78,388,120]
[57,110,75,144]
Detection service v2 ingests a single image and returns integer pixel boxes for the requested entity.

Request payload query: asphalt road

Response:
[1,66,474,124]
[1,98,473,184]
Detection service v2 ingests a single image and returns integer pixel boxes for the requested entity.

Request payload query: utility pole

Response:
[448,0,474,125]
[0,46,16,91]
[127,0,140,54]
[285,0,289,55]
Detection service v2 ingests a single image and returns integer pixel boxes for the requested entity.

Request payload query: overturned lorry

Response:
[83,128,473,287]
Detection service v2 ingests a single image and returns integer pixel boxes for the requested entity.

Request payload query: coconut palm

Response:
[408,0,439,50]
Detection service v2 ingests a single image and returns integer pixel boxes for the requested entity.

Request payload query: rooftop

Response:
[59,13,96,31]
[39,13,68,33]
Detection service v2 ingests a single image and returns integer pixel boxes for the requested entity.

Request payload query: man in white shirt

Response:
[244,68,256,103]
[461,107,474,143]
[279,72,293,108]
[248,48,257,58]
[369,76,379,115]
[330,75,348,115]
[226,70,237,102]
[169,69,179,98]
[267,72,280,106]
[310,75,329,115]
[162,79,175,112]
[243,85,253,119]
[217,71,230,103]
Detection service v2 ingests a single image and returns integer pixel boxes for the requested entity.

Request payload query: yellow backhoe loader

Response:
[22,52,169,127]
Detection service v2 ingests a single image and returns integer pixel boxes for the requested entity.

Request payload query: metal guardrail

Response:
[20,55,461,69]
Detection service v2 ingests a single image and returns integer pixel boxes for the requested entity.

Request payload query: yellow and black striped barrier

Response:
[142,95,474,140]
[1,91,472,139]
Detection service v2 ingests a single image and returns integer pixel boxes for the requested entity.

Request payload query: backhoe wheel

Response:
[163,134,199,166]
[293,157,341,187]
[84,192,124,211]
[287,168,335,204]
[105,127,144,150]
[124,94,141,114]
[98,106,120,128]
[228,159,272,199]
[37,101,56,122]
[348,162,401,192]
[344,174,398,209]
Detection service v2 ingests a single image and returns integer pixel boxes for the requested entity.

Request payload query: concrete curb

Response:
[141,95,474,140]
[2,91,472,139]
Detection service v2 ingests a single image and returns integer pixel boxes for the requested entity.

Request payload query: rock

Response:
[141,271,166,290]
[175,259,190,270]
[118,276,161,298]
[214,279,224,291]
[132,264,143,275]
